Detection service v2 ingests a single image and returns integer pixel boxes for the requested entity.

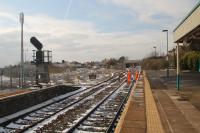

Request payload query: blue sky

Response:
[0,0,148,32]
[0,0,199,67]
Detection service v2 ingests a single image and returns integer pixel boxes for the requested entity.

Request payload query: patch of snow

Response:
[0,86,85,124]
[0,127,7,133]
[79,125,107,130]
[23,116,42,121]
[6,122,29,129]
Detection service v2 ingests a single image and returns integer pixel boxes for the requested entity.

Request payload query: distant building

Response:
[124,60,141,69]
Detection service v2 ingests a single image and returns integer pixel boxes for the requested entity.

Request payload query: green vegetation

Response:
[142,44,200,71]
[180,51,200,71]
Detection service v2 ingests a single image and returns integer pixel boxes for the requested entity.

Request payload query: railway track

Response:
[66,81,132,133]
[33,78,128,133]
[0,75,126,133]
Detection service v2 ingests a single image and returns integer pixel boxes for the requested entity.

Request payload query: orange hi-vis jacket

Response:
[127,70,131,85]
[135,70,139,81]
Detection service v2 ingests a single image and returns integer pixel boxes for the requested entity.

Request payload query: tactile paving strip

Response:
[144,71,164,133]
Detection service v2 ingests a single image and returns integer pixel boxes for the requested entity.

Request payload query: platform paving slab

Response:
[115,76,146,133]
[153,90,198,133]
[166,90,200,133]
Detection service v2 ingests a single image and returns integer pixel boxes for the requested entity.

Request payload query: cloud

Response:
[64,0,73,19]
[0,12,18,22]
[0,0,198,67]
[100,0,198,26]
[0,11,165,67]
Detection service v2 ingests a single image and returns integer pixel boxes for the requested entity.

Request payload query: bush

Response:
[181,51,200,71]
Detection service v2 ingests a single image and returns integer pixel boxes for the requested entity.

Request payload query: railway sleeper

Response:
[82,120,110,127]
[77,125,107,132]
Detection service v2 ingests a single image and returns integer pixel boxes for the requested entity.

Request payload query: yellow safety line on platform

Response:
[144,71,164,133]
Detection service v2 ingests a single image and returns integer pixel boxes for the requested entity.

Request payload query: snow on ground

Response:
[24,84,108,132]
[6,122,29,129]
[0,86,86,124]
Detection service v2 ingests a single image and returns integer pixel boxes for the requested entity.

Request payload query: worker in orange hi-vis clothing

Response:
[135,70,138,81]
[127,70,131,85]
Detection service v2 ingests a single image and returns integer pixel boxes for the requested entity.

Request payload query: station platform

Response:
[115,71,200,133]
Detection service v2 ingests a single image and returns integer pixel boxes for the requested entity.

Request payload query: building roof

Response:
[174,1,200,32]
[173,1,200,43]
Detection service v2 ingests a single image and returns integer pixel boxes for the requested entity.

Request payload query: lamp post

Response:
[20,12,24,88]
[162,29,169,79]
[176,43,180,91]
[199,58,200,72]
[153,46,157,57]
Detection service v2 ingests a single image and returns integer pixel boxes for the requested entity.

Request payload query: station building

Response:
[124,60,141,69]
[173,1,200,89]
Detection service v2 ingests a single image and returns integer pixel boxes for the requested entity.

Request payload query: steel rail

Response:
[106,83,133,133]
[1,76,120,132]
[66,80,126,133]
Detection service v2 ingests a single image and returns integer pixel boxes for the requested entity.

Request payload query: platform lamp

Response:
[162,29,169,79]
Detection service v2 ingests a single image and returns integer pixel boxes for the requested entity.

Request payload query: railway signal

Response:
[30,37,52,87]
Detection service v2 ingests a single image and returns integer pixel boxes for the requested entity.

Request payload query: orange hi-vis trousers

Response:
[135,71,139,81]
[127,71,131,85]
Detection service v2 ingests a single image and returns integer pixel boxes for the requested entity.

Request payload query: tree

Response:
[62,60,65,64]
[118,56,126,63]
[107,58,118,67]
